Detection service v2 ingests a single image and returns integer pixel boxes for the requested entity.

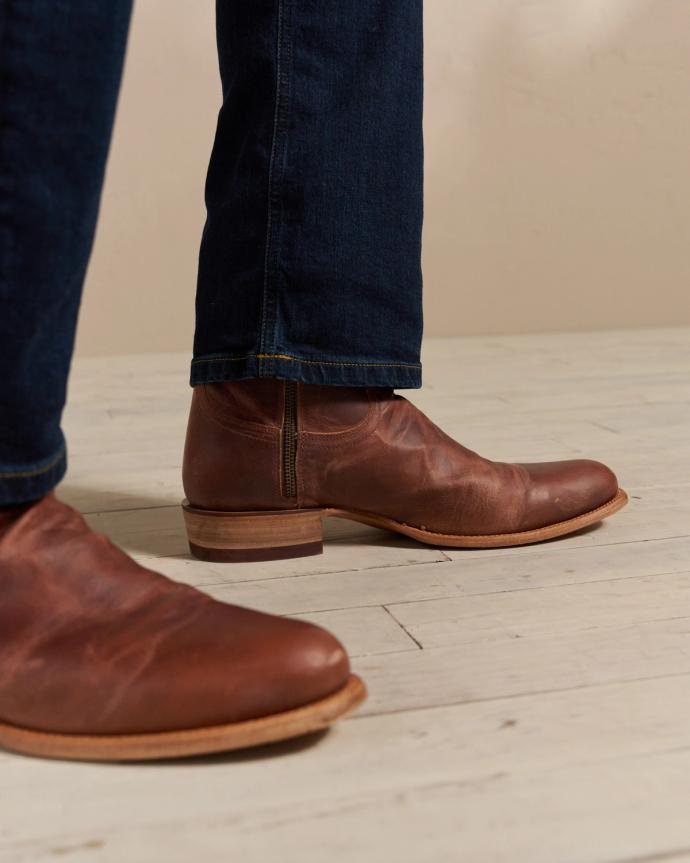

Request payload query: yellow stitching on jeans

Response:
[0,446,65,479]
[191,353,421,370]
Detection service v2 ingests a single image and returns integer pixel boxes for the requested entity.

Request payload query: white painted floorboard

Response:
[2,328,690,863]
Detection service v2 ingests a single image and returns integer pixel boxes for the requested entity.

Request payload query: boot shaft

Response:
[182,380,376,511]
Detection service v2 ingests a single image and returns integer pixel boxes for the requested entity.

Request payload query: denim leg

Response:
[0,0,133,505]
[193,0,424,389]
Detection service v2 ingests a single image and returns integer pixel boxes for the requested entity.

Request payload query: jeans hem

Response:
[0,445,67,505]
[190,353,422,389]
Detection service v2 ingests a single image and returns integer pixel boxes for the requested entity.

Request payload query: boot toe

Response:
[520,458,619,529]
[579,459,620,510]
[80,603,352,735]
[270,617,352,707]
[207,610,352,728]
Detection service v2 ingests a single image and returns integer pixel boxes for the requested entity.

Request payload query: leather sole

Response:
[0,674,366,762]
[183,488,629,561]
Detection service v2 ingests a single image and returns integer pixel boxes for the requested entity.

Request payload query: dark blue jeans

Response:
[0,0,424,506]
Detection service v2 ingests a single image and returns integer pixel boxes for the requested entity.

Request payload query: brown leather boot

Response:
[182,381,627,561]
[0,496,364,761]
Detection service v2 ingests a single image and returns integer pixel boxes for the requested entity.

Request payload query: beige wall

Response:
[75,0,690,357]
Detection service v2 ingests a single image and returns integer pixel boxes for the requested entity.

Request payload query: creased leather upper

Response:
[0,496,349,734]
[185,382,619,535]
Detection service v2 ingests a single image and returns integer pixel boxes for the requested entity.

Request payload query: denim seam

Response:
[270,0,293,365]
[192,353,421,370]
[259,0,293,377]
[0,2,16,298]
[0,445,65,479]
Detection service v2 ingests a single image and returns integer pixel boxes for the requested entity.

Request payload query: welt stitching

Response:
[192,353,421,370]
[0,446,65,479]
[383,490,626,541]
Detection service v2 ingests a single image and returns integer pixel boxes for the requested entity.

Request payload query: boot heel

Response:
[182,502,325,562]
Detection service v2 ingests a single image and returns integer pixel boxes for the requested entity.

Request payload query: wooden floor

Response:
[2,328,690,863]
